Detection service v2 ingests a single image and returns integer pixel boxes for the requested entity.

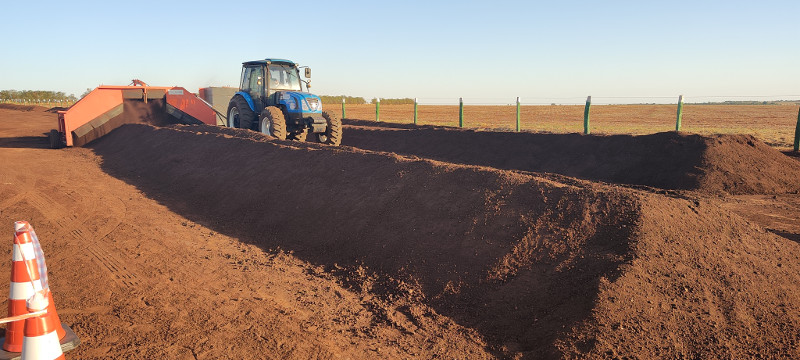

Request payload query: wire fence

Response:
[412,95,800,106]
[331,95,800,149]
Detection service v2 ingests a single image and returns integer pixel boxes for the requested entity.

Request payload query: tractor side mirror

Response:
[304,68,311,78]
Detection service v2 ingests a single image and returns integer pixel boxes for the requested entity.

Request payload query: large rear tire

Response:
[227,96,256,130]
[48,129,63,149]
[260,107,286,140]
[317,111,342,146]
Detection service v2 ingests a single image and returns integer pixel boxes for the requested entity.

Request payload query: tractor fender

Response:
[234,91,256,112]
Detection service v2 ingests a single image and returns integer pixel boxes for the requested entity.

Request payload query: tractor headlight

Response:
[306,97,321,111]
[288,99,298,111]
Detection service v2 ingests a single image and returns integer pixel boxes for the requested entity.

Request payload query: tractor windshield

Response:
[268,64,301,91]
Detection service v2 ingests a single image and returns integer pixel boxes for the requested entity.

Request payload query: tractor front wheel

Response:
[317,111,342,146]
[260,107,286,140]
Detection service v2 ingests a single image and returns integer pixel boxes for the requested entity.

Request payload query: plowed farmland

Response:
[2,104,800,359]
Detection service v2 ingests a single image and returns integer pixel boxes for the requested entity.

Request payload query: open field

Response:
[2,105,800,358]
[327,104,800,148]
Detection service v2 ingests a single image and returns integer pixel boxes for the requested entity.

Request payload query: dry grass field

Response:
[328,104,800,149]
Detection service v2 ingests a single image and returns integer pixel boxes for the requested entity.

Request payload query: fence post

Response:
[414,98,418,125]
[676,95,684,131]
[516,97,521,132]
[376,99,380,122]
[794,106,800,152]
[459,97,464,128]
[584,96,591,135]
[341,97,346,119]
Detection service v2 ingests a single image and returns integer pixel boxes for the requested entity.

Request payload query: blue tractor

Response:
[227,58,341,145]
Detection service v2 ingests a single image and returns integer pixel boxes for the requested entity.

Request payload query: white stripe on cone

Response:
[21,331,63,360]
[12,243,35,262]
[9,281,43,301]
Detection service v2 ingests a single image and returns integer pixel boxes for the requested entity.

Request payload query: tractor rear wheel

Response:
[260,107,286,140]
[227,96,256,130]
[48,129,63,149]
[317,111,342,145]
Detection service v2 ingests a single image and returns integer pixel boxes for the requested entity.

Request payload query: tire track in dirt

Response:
[24,191,76,231]
[17,178,137,289]
[0,192,29,212]
[70,227,138,288]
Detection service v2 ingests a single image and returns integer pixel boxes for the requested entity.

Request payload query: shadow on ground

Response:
[0,134,50,149]
[768,229,800,243]
[342,119,800,195]
[342,119,707,191]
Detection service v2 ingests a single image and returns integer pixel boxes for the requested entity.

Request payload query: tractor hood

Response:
[276,91,322,115]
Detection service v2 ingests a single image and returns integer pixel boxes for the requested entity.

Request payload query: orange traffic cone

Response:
[0,222,79,359]
[20,290,64,360]
[2,221,45,352]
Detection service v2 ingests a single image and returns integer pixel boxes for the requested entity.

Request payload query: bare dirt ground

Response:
[0,107,493,359]
[2,105,800,359]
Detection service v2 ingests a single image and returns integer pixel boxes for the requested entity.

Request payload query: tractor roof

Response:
[243,58,296,66]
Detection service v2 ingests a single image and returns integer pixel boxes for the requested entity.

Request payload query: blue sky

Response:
[1,0,798,104]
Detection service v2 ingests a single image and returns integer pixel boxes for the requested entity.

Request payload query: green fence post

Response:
[414,98,418,125]
[583,96,591,135]
[341,97,346,119]
[676,95,684,131]
[376,99,380,122]
[516,97,521,132]
[794,106,800,152]
[459,97,464,128]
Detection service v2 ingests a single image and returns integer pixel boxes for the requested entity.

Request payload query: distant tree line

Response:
[319,95,367,104]
[692,100,800,105]
[370,98,414,105]
[319,95,416,105]
[0,90,77,101]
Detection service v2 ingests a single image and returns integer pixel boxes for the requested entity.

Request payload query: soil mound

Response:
[0,103,41,112]
[88,124,800,358]
[342,121,800,195]
[698,134,800,194]
[90,124,638,357]
[561,194,800,359]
